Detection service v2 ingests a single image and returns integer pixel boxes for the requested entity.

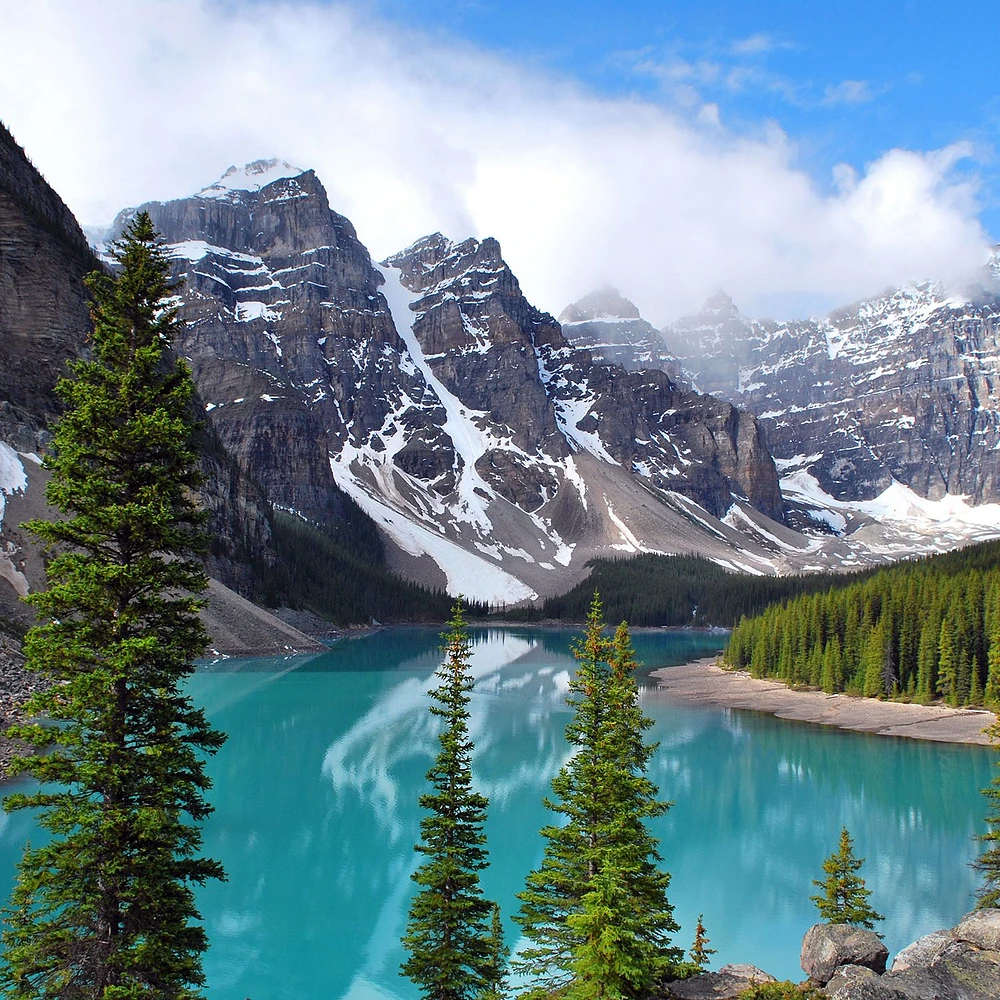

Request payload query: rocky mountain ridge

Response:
[557,286,678,374]
[0,129,315,645]
[17,147,1000,608]
[557,272,1000,562]
[107,162,807,602]
[659,278,1000,510]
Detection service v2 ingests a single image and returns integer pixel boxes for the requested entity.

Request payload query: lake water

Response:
[0,626,994,997]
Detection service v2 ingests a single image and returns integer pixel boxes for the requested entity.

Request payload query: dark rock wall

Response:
[0,121,94,448]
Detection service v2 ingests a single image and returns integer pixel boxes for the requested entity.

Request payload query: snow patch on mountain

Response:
[327,471,536,604]
[783,471,1000,531]
[380,265,495,532]
[198,159,305,199]
[0,442,27,528]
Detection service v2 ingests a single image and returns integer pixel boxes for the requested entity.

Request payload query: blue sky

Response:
[0,0,995,322]
[377,0,998,227]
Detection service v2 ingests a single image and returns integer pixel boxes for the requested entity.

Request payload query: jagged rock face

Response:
[663,284,1000,504]
[0,134,277,604]
[559,286,678,374]
[107,164,793,602]
[0,121,94,450]
[384,233,571,511]
[537,343,784,520]
[387,234,783,521]
[121,163,436,523]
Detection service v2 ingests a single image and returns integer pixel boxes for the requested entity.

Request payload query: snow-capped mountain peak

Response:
[198,158,305,199]
[558,286,641,324]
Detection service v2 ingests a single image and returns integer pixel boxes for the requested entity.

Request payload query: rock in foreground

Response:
[809,909,1000,999]
[800,924,888,984]
[665,964,776,999]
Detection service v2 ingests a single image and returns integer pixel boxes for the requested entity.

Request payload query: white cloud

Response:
[821,79,875,106]
[0,0,989,325]
[729,33,780,56]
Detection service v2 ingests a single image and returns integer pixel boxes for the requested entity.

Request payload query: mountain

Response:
[0,131,319,647]
[557,286,677,374]
[9,138,1000,613]
[661,281,1000,501]
[0,122,94,452]
[107,161,814,602]
[656,279,1000,542]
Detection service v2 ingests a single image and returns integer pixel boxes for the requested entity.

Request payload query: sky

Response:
[1,0,998,324]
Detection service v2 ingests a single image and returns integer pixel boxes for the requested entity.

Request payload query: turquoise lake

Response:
[0,626,994,996]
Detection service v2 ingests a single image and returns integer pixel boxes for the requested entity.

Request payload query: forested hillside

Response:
[260,512,478,625]
[724,540,1000,707]
[528,553,874,626]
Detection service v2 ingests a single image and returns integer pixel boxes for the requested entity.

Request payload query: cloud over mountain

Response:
[0,0,988,323]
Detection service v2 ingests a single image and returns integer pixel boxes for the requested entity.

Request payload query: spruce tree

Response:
[985,630,1000,708]
[401,603,500,1000]
[0,212,225,999]
[688,915,716,970]
[973,720,1000,908]
[515,597,680,998]
[810,828,883,930]
[514,597,607,993]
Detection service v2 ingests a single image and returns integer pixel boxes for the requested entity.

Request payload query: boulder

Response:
[866,941,999,999]
[827,979,909,999]
[954,907,1000,952]
[665,963,776,999]
[832,916,1000,1000]
[800,924,888,984]
[889,929,953,972]
[825,963,877,994]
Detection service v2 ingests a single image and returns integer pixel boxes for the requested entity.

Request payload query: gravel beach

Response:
[652,658,998,745]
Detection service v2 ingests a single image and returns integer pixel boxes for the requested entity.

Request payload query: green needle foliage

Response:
[515,595,681,999]
[973,720,1000,908]
[689,915,716,970]
[810,828,883,930]
[401,603,503,1000]
[0,212,226,1000]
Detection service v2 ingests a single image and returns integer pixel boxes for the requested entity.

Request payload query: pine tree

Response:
[481,904,509,1000]
[0,212,225,999]
[515,598,680,998]
[973,720,1000,908]
[401,603,499,1000]
[810,828,884,930]
[688,915,716,970]
[514,597,608,993]
[861,620,886,698]
[985,629,1000,709]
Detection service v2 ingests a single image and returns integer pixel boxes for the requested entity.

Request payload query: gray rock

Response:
[662,285,1000,508]
[800,924,888,984]
[826,963,877,994]
[875,940,999,999]
[954,907,1000,951]
[829,979,910,1000]
[889,929,954,972]
[666,964,776,1000]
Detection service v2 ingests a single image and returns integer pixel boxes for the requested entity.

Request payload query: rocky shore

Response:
[652,658,998,745]
[664,910,1000,999]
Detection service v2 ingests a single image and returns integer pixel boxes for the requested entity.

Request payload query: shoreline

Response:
[651,658,998,746]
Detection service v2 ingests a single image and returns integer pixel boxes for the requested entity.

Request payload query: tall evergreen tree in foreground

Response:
[515,596,681,999]
[973,720,1000,908]
[402,603,503,1000]
[810,828,883,930]
[0,212,225,1000]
